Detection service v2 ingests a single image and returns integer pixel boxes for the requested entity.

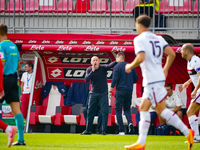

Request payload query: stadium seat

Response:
[174,0,192,14]
[106,0,124,13]
[29,83,67,126]
[0,0,6,13]
[88,0,107,13]
[73,0,90,13]
[193,0,200,14]
[39,0,57,13]
[56,0,73,13]
[158,0,174,14]
[123,0,139,14]
[5,0,23,13]
[22,0,39,13]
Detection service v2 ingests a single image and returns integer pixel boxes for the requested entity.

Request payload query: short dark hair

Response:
[117,52,125,60]
[0,24,7,36]
[136,15,151,28]
[183,43,194,54]
[165,83,173,89]
[26,62,33,69]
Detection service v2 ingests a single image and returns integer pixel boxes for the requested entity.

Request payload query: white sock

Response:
[161,108,189,136]
[137,111,150,145]
[5,125,11,134]
[189,115,199,136]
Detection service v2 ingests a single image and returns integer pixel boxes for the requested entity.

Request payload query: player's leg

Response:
[10,102,25,145]
[158,115,166,125]
[124,98,151,150]
[187,101,200,141]
[176,110,183,120]
[0,119,17,147]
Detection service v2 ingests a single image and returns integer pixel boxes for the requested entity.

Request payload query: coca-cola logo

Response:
[30,45,45,51]
[69,41,77,44]
[82,41,91,44]
[57,46,72,51]
[96,41,105,44]
[111,47,126,52]
[28,40,37,43]
[15,40,23,43]
[55,40,64,44]
[123,41,132,45]
[110,41,118,45]
[35,80,43,89]
[42,40,50,44]
[85,46,99,52]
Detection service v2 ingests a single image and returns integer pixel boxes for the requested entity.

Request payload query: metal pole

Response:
[25,55,38,133]
[152,0,155,33]
[197,0,200,39]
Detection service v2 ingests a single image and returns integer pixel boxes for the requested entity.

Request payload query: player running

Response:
[124,15,194,150]
[181,43,200,143]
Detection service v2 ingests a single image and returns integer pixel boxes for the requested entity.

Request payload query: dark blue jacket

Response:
[85,61,117,93]
[111,61,138,92]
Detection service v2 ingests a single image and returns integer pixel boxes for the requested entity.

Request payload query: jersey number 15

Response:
[150,41,161,58]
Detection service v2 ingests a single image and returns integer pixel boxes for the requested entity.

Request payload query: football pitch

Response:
[0,133,199,150]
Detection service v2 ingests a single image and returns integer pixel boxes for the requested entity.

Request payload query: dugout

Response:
[6,33,200,133]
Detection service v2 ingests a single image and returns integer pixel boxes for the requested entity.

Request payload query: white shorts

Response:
[142,81,168,107]
[191,92,200,105]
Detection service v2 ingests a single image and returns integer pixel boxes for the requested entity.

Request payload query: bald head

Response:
[182,43,194,54]
[91,56,100,70]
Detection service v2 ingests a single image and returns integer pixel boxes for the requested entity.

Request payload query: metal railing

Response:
[0,0,199,39]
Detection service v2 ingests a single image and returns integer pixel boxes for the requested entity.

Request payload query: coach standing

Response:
[0,24,25,146]
[81,56,117,135]
[109,52,138,135]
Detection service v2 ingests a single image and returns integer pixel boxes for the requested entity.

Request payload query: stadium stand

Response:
[158,0,174,14]
[56,0,73,13]
[193,0,200,14]
[5,0,23,13]
[174,0,192,14]
[39,0,57,13]
[88,0,107,13]
[123,0,139,13]
[0,0,6,13]
[73,0,90,13]
[106,0,124,13]
[22,0,39,13]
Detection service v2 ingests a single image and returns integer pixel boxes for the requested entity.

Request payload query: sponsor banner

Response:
[22,45,131,52]
[44,56,111,64]
[13,39,133,45]
[41,52,108,56]
[2,105,14,119]
[48,67,113,79]
[21,53,35,61]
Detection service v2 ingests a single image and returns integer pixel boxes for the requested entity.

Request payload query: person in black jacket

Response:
[109,52,138,135]
[81,56,117,135]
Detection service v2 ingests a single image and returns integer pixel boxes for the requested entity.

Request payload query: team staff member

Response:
[0,24,25,146]
[109,52,138,135]
[20,62,34,119]
[0,59,17,147]
[81,56,117,135]
[181,43,200,142]
[124,15,193,150]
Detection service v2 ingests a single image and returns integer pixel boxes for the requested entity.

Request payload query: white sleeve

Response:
[134,36,146,55]
[160,36,169,51]
[194,57,200,73]
[175,92,182,107]
[21,73,26,82]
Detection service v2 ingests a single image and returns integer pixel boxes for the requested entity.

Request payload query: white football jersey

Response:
[187,55,200,93]
[134,31,169,86]
[165,91,182,110]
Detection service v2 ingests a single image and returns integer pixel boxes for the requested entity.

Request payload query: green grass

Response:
[0,133,199,150]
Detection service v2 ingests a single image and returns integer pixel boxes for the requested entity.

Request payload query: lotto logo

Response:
[51,69,62,78]
[48,57,59,63]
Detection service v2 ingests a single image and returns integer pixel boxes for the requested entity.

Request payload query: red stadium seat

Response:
[22,0,39,13]
[0,0,6,13]
[158,0,174,14]
[73,0,90,13]
[123,0,139,14]
[5,0,23,13]
[106,0,124,13]
[29,85,66,125]
[88,0,107,13]
[193,0,200,14]
[39,0,57,13]
[56,0,73,13]
[174,0,192,14]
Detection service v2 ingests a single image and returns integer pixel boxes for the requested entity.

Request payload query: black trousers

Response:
[133,6,154,20]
